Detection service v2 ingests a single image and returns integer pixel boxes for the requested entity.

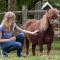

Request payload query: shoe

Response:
[1,50,9,57]
[17,53,26,57]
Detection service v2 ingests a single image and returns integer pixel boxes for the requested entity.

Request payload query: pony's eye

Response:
[52,15,58,19]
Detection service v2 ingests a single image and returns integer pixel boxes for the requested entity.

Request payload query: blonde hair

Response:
[1,11,16,32]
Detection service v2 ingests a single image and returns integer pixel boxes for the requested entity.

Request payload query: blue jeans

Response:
[1,32,25,57]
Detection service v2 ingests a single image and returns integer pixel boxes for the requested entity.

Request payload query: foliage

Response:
[0,0,60,11]
[48,0,60,9]
[17,0,40,10]
[0,0,60,23]
[0,0,7,12]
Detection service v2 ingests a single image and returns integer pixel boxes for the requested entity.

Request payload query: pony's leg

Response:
[32,44,36,56]
[47,43,51,55]
[39,44,43,55]
[25,39,29,56]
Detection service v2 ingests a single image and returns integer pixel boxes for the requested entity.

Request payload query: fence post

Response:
[8,0,11,10]
[34,1,41,20]
[22,5,28,24]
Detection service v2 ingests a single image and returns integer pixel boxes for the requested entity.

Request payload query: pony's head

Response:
[47,8,59,20]
[46,8,59,28]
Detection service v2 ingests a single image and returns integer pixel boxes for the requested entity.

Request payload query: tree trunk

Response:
[8,0,17,11]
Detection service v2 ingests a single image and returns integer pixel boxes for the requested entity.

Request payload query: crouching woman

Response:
[0,11,37,57]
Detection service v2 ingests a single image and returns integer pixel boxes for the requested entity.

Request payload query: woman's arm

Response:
[16,25,38,35]
[0,32,16,42]
[9,36,16,41]
[0,32,10,42]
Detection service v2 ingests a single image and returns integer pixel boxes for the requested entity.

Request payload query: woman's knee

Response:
[13,42,22,49]
[4,42,22,52]
[16,33,25,44]
[16,33,25,39]
[1,41,22,51]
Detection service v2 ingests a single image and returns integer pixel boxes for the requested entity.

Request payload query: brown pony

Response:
[21,8,59,56]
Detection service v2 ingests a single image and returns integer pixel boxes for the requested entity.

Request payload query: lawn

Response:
[0,37,60,60]
[0,50,60,60]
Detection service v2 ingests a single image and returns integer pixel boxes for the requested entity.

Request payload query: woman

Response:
[0,11,37,57]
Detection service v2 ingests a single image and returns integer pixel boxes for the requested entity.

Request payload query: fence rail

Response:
[0,10,46,15]
[0,10,60,15]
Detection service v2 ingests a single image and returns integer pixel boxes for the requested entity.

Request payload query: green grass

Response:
[52,37,60,50]
[0,50,60,60]
[0,37,60,60]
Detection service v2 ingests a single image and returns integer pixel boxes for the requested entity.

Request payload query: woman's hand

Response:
[29,30,38,35]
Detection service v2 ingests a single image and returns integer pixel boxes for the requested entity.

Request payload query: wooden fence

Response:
[0,8,60,37]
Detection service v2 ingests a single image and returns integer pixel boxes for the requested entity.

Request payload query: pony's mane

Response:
[39,13,49,31]
[21,15,49,32]
[21,8,58,32]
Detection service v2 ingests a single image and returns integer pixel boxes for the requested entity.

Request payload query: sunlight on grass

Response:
[0,55,60,60]
[0,50,60,60]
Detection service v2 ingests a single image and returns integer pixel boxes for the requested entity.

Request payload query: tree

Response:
[17,0,42,10]
[48,0,60,9]
[8,0,17,11]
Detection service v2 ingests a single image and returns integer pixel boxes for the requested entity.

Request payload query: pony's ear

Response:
[47,8,51,12]
[47,8,51,15]
[54,8,59,15]
[54,8,57,10]
[47,8,50,11]
[46,9,49,14]
[47,8,53,19]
